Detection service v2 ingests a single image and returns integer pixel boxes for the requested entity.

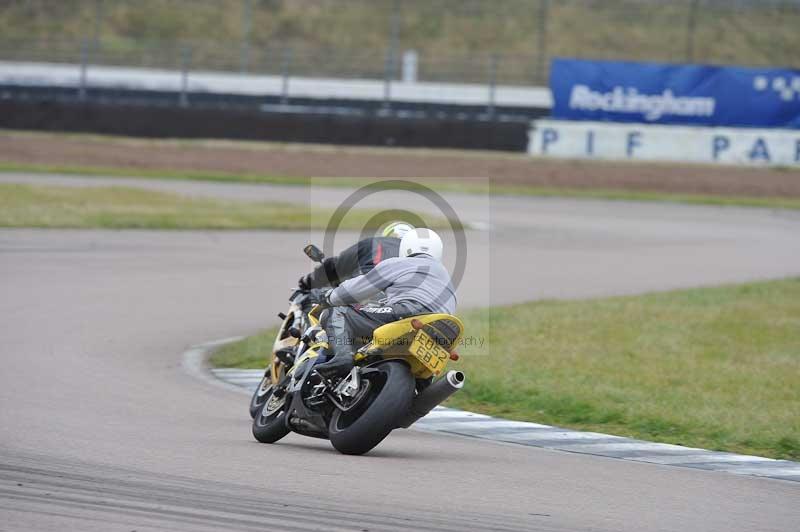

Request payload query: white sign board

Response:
[528,120,800,167]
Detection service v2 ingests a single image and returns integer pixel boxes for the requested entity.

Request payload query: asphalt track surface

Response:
[2,175,800,531]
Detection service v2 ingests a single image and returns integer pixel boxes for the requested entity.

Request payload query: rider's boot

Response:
[317,306,356,379]
[314,350,354,379]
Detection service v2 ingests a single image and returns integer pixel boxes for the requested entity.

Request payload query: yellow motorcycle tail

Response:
[355,313,464,379]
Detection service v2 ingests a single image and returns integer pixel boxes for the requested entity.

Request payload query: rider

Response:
[298,221,414,290]
[314,228,457,378]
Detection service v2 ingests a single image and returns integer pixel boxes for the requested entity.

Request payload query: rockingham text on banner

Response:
[550,58,800,129]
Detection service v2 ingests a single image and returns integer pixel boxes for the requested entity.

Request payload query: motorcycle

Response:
[250,244,466,455]
[247,284,323,419]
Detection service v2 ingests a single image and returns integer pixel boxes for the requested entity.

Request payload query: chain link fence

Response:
[1,0,799,87]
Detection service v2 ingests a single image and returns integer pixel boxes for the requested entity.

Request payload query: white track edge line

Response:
[184,337,800,482]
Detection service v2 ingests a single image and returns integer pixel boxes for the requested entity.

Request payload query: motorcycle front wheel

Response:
[252,386,291,444]
[249,370,273,419]
[328,360,415,455]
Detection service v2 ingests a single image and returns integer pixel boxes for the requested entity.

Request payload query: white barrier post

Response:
[179,46,191,108]
[402,50,418,83]
[78,39,88,102]
[383,0,401,110]
[281,46,292,105]
[487,54,498,118]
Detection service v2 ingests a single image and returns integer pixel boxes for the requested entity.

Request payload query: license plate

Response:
[409,329,449,374]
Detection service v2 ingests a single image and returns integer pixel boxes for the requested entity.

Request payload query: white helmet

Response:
[400,228,443,261]
[380,221,415,239]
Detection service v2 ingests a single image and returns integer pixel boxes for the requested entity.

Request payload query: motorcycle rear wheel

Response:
[328,360,414,455]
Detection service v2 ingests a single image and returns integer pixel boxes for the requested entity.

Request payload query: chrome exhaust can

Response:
[399,370,465,428]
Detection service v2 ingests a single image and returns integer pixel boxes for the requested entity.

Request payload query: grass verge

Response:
[0,183,446,230]
[212,278,800,460]
[210,329,279,369]
[3,161,800,211]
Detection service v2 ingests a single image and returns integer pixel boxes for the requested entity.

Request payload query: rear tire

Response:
[252,387,291,444]
[328,361,414,455]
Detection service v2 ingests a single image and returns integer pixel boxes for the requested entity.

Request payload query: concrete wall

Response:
[529,120,800,167]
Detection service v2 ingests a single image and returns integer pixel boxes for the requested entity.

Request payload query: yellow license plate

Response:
[409,329,449,374]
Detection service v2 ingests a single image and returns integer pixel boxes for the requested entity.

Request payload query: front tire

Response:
[328,361,414,455]
[249,371,273,419]
[252,387,291,444]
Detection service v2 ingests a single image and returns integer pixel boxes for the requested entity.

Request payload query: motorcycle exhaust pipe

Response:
[399,370,465,428]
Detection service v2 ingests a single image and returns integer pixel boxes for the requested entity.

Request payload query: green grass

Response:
[210,328,279,369]
[0,161,326,187]
[213,278,800,460]
[0,183,446,230]
[480,185,800,211]
[3,162,800,211]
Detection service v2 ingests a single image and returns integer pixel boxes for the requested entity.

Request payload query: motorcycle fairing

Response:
[355,313,464,379]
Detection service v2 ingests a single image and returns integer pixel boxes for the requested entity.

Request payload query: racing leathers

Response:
[299,237,400,289]
[315,255,457,378]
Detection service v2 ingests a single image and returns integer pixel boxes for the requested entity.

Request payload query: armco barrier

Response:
[529,120,800,167]
[0,100,530,152]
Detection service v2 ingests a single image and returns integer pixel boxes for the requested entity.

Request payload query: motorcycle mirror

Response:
[303,244,325,263]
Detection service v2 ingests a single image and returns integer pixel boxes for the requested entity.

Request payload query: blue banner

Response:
[550,58,800,129]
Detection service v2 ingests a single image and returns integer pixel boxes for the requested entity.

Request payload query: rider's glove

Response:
[318,289,334,309]
[298,274,312,291]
